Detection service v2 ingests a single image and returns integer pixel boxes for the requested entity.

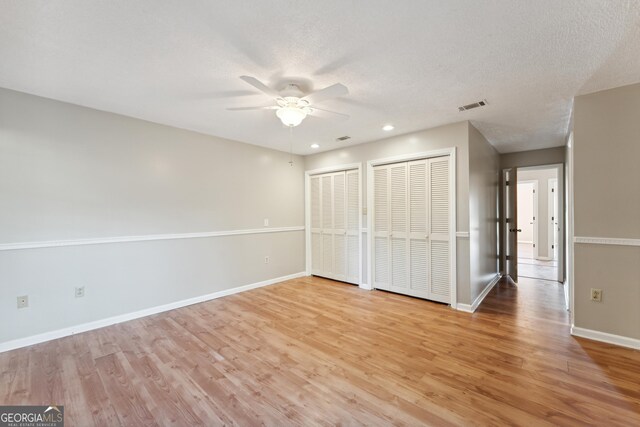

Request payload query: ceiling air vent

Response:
[458,99,488,112]
[336,135,351,141]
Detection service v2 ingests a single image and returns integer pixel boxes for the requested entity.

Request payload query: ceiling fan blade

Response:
[239,76,281,99]
[226,106,278,111]
[302,83,348,104]
[309,107,350,121]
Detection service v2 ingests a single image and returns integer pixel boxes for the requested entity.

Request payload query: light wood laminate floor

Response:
[1,275,639,426]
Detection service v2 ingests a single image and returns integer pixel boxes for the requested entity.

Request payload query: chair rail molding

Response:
[574,236,640,247]
[0,226,305,251]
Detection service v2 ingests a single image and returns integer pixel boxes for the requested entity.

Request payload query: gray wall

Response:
[468,123,500,302]
[0,88,305,344]
[305,121,500,306]
[500,147,566,169]
[573,82,640,340]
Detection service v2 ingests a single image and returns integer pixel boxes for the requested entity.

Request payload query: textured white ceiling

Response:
[1,1,639,154]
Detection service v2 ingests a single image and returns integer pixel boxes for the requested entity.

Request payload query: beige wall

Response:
[468,123,500,302]
[500,147,565,169]
[573,82,640,340]
[0,88,305,344]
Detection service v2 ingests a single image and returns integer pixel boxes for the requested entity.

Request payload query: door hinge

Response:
[552,244,555,249]
[533,244,536,248]
[506,181,510,186]
[506,255,512,260]
[533,189,536,193]
[552,188,555,192]
[552,216,554,221]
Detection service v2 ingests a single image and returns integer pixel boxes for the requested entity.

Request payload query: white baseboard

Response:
[570,326,640,350]
[457,273,501,313]
[359,283,372,290]
[0,271,307,354]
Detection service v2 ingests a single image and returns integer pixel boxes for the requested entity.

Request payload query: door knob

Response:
[509,228,522,232]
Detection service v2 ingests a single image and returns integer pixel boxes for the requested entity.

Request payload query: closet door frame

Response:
[305,163,363,287]
[367,148,457,308]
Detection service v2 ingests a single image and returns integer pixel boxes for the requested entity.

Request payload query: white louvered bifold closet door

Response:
[345,170,360,284]
[310,170,360,285]
[428,157,451,303]
[372,156,451,303]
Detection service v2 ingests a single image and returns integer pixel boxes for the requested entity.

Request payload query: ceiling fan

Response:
[227,76,350,127]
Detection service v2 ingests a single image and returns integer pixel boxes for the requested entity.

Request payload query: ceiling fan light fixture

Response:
[276,106,307,127]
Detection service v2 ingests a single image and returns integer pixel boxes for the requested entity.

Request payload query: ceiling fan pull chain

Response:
[288,125,294,167]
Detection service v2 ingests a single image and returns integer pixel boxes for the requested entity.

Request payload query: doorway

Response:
[516,167,559,281]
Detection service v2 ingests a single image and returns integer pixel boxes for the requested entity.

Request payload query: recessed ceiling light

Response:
[310,143,320,149]
[382,124,394,131]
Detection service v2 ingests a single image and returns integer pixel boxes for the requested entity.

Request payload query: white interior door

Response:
[517,182,535,244]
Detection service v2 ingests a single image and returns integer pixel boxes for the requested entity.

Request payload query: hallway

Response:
[518,242,559,281]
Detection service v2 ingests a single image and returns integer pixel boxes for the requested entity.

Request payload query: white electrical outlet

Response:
[263,218,269,227]
[75,286,85,298]
[264,256,270,264]
[590,288,603,302]
[17,295,29,309]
